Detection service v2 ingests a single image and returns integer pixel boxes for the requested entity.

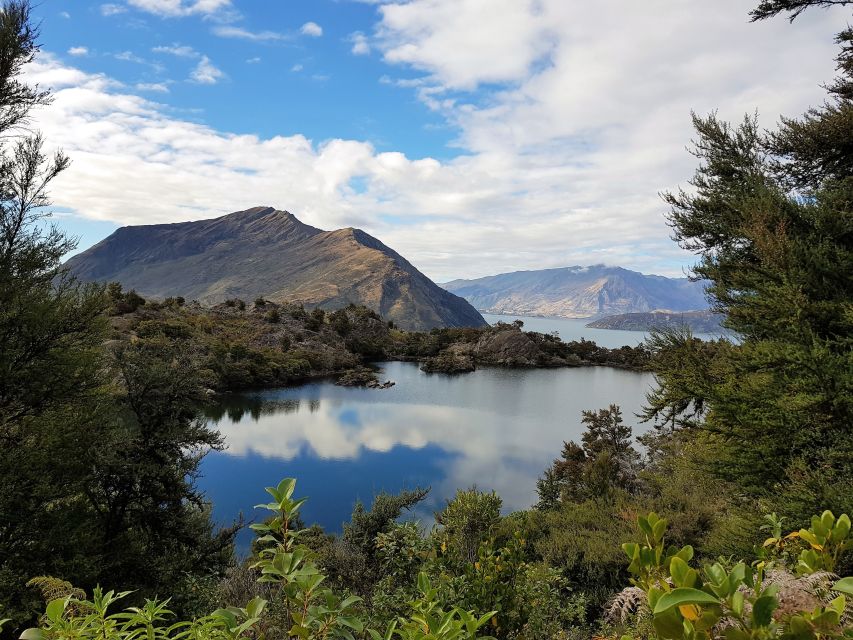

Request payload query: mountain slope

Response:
[442,265,708,318]
[586,310,725,333]
[66,206,486,331]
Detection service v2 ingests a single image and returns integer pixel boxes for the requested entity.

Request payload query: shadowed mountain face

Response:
[442,265,708,318]
[65,206,486,331]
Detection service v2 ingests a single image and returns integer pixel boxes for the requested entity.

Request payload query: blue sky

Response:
[42,2,457,155]
[28,0,847,280]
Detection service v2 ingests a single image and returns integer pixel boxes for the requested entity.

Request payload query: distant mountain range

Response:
[442,265,708,318]
[586,310,725,333]
[65,206,486,331]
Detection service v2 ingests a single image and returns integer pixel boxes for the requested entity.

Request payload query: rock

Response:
[473,325,541,366]
[335,367,394,389]
[421,343,476,373]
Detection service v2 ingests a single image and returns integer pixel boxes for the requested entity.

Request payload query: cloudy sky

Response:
[31,0,847,280]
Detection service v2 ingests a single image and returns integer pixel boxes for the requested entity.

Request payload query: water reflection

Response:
[198,362,656,545]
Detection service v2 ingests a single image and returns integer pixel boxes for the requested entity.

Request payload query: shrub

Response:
[612,510,853,640]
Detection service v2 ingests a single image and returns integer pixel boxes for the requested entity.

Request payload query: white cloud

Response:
[68,46,89,57]
[25,1,851,281]
[211,25,286,41]
[377,0,552,90]
[135,82,170,92]
[126,0,233,18]
[59,11,71,19]
[100,3,127,16]
[114,51,146,63]
[246,57,261,64]
[152,44,198,57]
[189,55,224,84]
[291,63,303,72]
[300,21,323,37]
[349,32,370,56]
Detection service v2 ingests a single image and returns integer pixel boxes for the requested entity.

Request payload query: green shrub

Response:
[613,510,853,640]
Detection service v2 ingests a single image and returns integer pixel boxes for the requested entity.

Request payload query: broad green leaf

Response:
[832,514,851,543]
[653,588,720,614]
[833,577,853,596]
[751,595,778,626]
[45,598,69,622]
[652,608,685,640]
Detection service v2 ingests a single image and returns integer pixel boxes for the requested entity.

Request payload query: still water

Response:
[199,361,656,548]
[482,313,725,347]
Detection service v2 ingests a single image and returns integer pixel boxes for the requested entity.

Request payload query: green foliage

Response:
[305,308,326,332]
[251,479,365,640]
[345,489,430,564]
[0,2,225,629]
[436,490,502,564]
[19,587,267,640]
[108,282,146,315]
[537,405,642,508]
[646,0,853,520]
[376,573,496,640]
[789,511,853,574]
[619,510,853,640]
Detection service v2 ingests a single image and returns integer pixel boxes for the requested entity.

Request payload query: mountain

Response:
[65,206,486,331]
[442,265,708,318]
[586,310,725,333]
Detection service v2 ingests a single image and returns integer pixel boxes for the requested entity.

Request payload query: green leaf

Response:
[832,514,851,543]
[19,629,46,640]
[821,511,836,534]
[652,608,685,640]
[653,518,668,543]
[724,628,751,640]
[751,595,778,626]
[833,577,853,596]
[638,515,653,539]
[653,588,720,614]
[277,478,297,500]
[731,591,745,617]
[670,557,690,586]
[45,597,69,622]
[338,616,364,631]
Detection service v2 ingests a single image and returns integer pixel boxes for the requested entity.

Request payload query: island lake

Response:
[199,355,657,550]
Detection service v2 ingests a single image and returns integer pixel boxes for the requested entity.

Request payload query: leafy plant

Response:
[788,512,853,575]
[371,573,495,640]
[620,511,853,640]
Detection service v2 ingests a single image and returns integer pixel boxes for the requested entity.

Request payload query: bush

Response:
[611,510,853,640]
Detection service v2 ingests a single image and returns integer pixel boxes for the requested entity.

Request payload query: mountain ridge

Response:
[65,206,486,331]
[442,265,708,318]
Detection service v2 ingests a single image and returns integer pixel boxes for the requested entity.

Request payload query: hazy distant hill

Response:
[65,206,486,331]
[586,309,725,333]
[442,265,708,318]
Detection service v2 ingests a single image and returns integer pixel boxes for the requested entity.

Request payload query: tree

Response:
[0,3,233,628]
[0,0,112,627]
[536,405,642,507]
[749,0,851,22]
[84,338,233,603]
[646,0,853,519]
[0,0,106,431]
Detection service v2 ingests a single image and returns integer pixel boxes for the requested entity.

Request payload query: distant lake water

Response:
[482,313,725,347]
[198,361,656,549]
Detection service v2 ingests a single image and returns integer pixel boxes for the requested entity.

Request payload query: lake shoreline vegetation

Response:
[100,290,658,393]
[1,0,851,640]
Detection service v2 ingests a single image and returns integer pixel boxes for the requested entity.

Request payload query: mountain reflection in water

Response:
[199,361,656,549]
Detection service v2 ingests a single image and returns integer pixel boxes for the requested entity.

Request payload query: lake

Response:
[199,361,656,549]
[482,313,726,347]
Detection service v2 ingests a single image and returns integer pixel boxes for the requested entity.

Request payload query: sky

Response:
[27,0,849,281]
